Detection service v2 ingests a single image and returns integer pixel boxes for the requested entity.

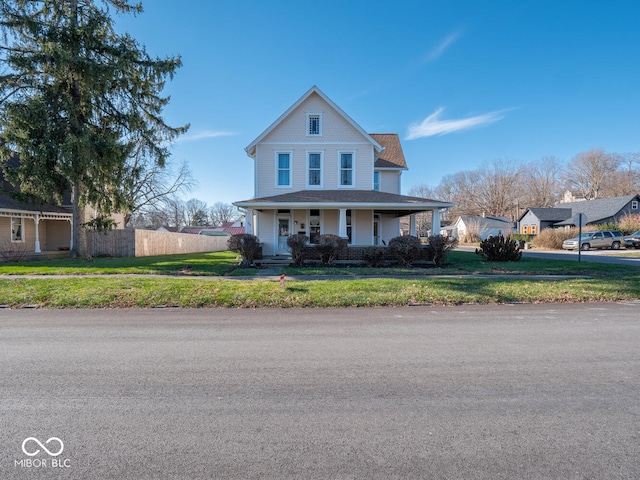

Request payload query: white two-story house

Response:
[234,86,453,256]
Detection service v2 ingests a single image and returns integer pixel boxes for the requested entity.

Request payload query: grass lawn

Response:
[0,250,252,276]
[0,250,638,308]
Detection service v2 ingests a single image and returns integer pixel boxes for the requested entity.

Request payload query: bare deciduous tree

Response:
[610,152,640,196]
[563,148,620,200]
[517,155,564,210]
[209,202,237,227]
[473,159,520,218]
[122,155,196,227]
[185,198,209,226]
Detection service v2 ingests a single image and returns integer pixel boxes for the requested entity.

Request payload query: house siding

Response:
[254,93,376,198]
[378,170,401,194]
[45,220,70,250]
[265,93,367,144]
[353,210,370,244]
[380,216,400,244]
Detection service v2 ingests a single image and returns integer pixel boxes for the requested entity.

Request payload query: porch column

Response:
[33,215,41,253]
[432,209,441,236]
[338,208,347,238]
[245,208,254,235]
[409,214,417,236]
[68,219,73,252]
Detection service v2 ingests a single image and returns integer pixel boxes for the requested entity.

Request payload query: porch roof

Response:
[234,189,453,216]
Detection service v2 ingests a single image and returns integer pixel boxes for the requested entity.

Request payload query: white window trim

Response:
[274,151,293,188]
[11,216,24,243]
[632,200,639,209]
[306,112,322,136]
[338,151,356,188]
[306,150,324,188]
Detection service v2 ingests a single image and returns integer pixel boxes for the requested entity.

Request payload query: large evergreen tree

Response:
[0,0,188,256]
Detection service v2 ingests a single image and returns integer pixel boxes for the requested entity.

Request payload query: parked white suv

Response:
[562,230,623,251]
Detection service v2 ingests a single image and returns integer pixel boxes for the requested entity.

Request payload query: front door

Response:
[277,217,291,255]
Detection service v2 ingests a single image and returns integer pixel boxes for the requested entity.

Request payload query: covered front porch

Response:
[0,209,72,255]
[234,190,454,257]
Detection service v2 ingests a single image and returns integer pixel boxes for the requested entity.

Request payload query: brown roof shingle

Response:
[370,133,407,169]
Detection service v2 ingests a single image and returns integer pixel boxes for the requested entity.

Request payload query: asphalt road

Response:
[458,245,640,266]
[2,304,640,479]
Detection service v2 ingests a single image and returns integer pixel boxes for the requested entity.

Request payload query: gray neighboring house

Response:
[518,194,640,233]
[553,194,640,227]
[518,208,572,235]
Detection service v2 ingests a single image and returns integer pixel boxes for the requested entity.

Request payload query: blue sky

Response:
[115,1,640,206]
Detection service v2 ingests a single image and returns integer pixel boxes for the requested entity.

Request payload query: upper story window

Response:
[632,200,639,209]
[307,152,323,187]
[276,152,292,187]
[373,171,380,191]
[339,152,354,187]
[307,113,321,136]
[11,216,23,242]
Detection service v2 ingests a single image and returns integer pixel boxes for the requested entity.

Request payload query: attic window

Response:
[307,113,321,136]
[633,200,639,209]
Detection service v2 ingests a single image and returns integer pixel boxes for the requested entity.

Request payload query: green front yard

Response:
[0,250,638,308]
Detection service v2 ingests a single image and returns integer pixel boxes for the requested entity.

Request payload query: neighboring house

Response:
[553,194,640,227]
[211,215,246,236]
[518,208,572,235]
[0,180,125,254]
[518,194,640,232]
[0,186,72,254]
[180,226,220,235]
[450,215,513,241]
[233,86,453,256]
[156,225,179,233]
[1,155,127,255]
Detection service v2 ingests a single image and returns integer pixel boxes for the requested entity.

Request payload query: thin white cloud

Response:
[175,130,235,143]
[406,107,508,140]
[423,30,462,64]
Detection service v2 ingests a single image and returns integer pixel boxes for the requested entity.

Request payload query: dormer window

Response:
[307,113,321,136]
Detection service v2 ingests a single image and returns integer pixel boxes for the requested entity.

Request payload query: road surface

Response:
[2,304,639,479]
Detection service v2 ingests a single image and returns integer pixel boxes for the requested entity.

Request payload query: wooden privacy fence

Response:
[84,229,230,257]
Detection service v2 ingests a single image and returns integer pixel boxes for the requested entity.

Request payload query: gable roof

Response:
[519,207,572,223]
[245,86,383,157]
[370,134,407,169]
[553,194,640,225]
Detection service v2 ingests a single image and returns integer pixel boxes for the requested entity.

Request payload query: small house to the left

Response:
[0,162,125,258]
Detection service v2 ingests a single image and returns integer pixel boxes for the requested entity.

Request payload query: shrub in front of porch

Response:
[363,246,387,267]
[227,234,261,267]
[316,234,347,265]
[287,234,309,265]
[388,235,421,266]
